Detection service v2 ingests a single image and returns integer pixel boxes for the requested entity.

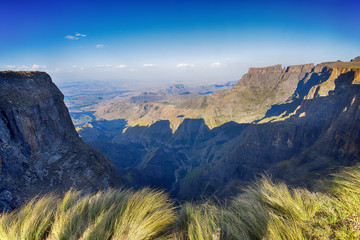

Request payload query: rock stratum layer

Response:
[0,71,120,211]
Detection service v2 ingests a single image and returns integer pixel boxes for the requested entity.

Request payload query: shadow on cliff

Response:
[85,69,360,200]
[256,66,332,121]
[204,69,360,199]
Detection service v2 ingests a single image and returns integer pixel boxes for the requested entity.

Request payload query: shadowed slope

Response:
[0,71,120,211]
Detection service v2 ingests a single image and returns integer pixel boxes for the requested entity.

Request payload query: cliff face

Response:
[247,64,283,74]
[175,61,360,199]
[238,63,314,87]
[0,71,120,211]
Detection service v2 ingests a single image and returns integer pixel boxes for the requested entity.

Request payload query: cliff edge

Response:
[0,71,120,211]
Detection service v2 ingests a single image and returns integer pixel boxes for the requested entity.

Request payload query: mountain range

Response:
[1,56,360,209]
[77,57,360,200]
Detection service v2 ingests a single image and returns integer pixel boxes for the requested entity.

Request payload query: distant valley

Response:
[59,80,236,127]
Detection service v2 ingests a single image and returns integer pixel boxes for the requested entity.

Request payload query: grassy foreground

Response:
[1,166,360,240]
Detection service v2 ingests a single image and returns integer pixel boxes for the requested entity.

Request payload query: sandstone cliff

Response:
[0,71,120,211]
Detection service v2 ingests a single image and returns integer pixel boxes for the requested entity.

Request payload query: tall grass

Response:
[0,194,58,240]
[222,167,360,239]
[111,188,175,239]
[1,166,360,240]
[222,177,320,239]
[0,188,175,240]
[171,202,220,240]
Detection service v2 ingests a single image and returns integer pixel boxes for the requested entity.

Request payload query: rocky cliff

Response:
[76,57,360,200]
[0,71,120,211]
[175,59,360,199]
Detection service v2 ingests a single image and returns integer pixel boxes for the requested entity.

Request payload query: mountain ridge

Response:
[91,63,316,132]
[77,57,360,200]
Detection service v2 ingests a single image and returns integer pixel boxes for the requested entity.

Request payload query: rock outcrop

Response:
[0,71,120,211]
[351,56,360,62]
[247,64,283,74]
[285,63,314,73]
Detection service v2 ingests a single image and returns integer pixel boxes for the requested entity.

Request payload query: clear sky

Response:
[1,0,360,86]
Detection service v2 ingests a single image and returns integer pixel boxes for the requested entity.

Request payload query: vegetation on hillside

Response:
[1,166,360,240]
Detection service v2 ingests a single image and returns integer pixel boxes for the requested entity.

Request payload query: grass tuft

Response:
[0,188,175,240]
[173,202,220,240]
[2,165,360,239]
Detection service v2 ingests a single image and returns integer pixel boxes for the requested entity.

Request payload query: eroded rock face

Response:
[247,64,283,74]
[236,63,314,88]
[285,64,314,73]
[0,71,120,211]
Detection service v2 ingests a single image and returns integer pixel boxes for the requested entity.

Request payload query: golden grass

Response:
[0,188,175,240]
[222,168,360,239]
[172,202,220,240]
[2,166,360,239]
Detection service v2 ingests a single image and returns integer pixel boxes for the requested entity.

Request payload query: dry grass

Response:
[222,167,360,239]
[172,202,220,240]
[2,166,360,240]
[0,188,175,240]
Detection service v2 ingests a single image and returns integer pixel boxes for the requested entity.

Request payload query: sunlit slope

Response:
[93,64,314,131]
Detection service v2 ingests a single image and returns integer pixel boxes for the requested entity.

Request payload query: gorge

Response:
[75,57,360,200]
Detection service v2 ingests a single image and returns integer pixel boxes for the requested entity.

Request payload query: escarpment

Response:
[0,71,120,211]
[174,59,360,199]
[76,57,360,200]
[93,63,316,131]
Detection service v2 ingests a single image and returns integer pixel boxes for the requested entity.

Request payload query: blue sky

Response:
[1,0,359,85]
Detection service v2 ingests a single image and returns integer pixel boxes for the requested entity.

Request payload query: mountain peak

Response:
[351,56,360,62]
[0,71,62,108]
[247,64,283,74]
